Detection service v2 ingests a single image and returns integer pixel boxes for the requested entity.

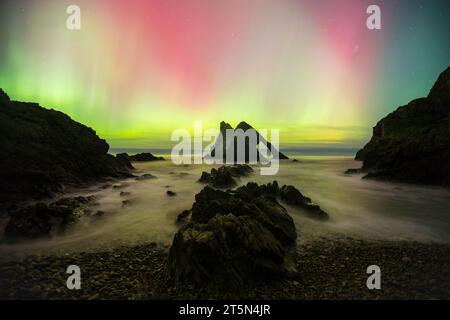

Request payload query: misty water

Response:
[1,156,450,258]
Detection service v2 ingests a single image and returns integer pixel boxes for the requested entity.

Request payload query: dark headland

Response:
[354,66,450,187]
[0,88,132,208]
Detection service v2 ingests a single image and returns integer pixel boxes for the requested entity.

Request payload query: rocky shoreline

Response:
[1,237,449,300]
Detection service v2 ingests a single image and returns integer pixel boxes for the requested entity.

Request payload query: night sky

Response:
[0,0,449,148]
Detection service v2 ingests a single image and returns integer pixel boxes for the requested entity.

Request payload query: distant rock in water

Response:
[166,190,176,197]
[355,67,450,186]
[278,184,329,220]
[116,152,164,162]
[198,164,253,188]
[345,168,360,175]
[135,173,157,181]
[207,121,289,163]
[0,89,132,208]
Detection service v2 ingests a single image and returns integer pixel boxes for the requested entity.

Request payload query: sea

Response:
[1,149,450,257]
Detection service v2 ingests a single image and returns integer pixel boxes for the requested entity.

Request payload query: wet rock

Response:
[136,174,156,181]
[4,196,95,238]
[198,164,253,188]
[122,200,132,207]
[4,203,52,238]
[120,191,130,197]
[167,182,298,289]
[278,185,329,220]
[176,210,191,224]
[92,210,106,219]
[345,168,360,174]
[166,190,176,197]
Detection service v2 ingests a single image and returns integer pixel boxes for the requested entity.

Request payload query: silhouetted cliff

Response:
[0,89,132,206]
[356,67,450,186]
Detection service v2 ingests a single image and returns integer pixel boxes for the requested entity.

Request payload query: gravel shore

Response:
[1,238,449,300]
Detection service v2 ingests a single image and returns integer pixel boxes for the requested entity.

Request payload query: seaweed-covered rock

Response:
[355,67,450,186]
[198,164,253,188]
[167,183,298,288]
[278,185,329,220]
[136,173,157,181]
[4,196,95,238]
[167,213,294,288]
[4,203,53,239]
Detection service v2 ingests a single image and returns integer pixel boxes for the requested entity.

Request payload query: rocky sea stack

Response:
[0,89,132,208]
[207,121,289,162]
[356,67,450,186]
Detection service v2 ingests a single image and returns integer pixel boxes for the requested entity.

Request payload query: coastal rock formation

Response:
[278,185,329,220]
[116,152,164,163]
[198,164,253,188]
[167,182,298,288]
[4,196,95,238]
[355,67,450,186]
[207,121,289,163]
[168,181,328,288]
[0,89,132,207]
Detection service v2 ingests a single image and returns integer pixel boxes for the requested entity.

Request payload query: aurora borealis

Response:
[0,0,449,149]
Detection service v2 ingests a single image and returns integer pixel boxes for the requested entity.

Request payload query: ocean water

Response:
[1,156,450,257]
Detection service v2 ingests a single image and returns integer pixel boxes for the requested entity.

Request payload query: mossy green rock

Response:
[167,182,299,288]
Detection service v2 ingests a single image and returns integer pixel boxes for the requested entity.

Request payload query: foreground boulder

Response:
[198,164,253,188]
[0,89,132,207]
[167,183,298,288]
[4,196,95,239]
[355,67,450,186]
